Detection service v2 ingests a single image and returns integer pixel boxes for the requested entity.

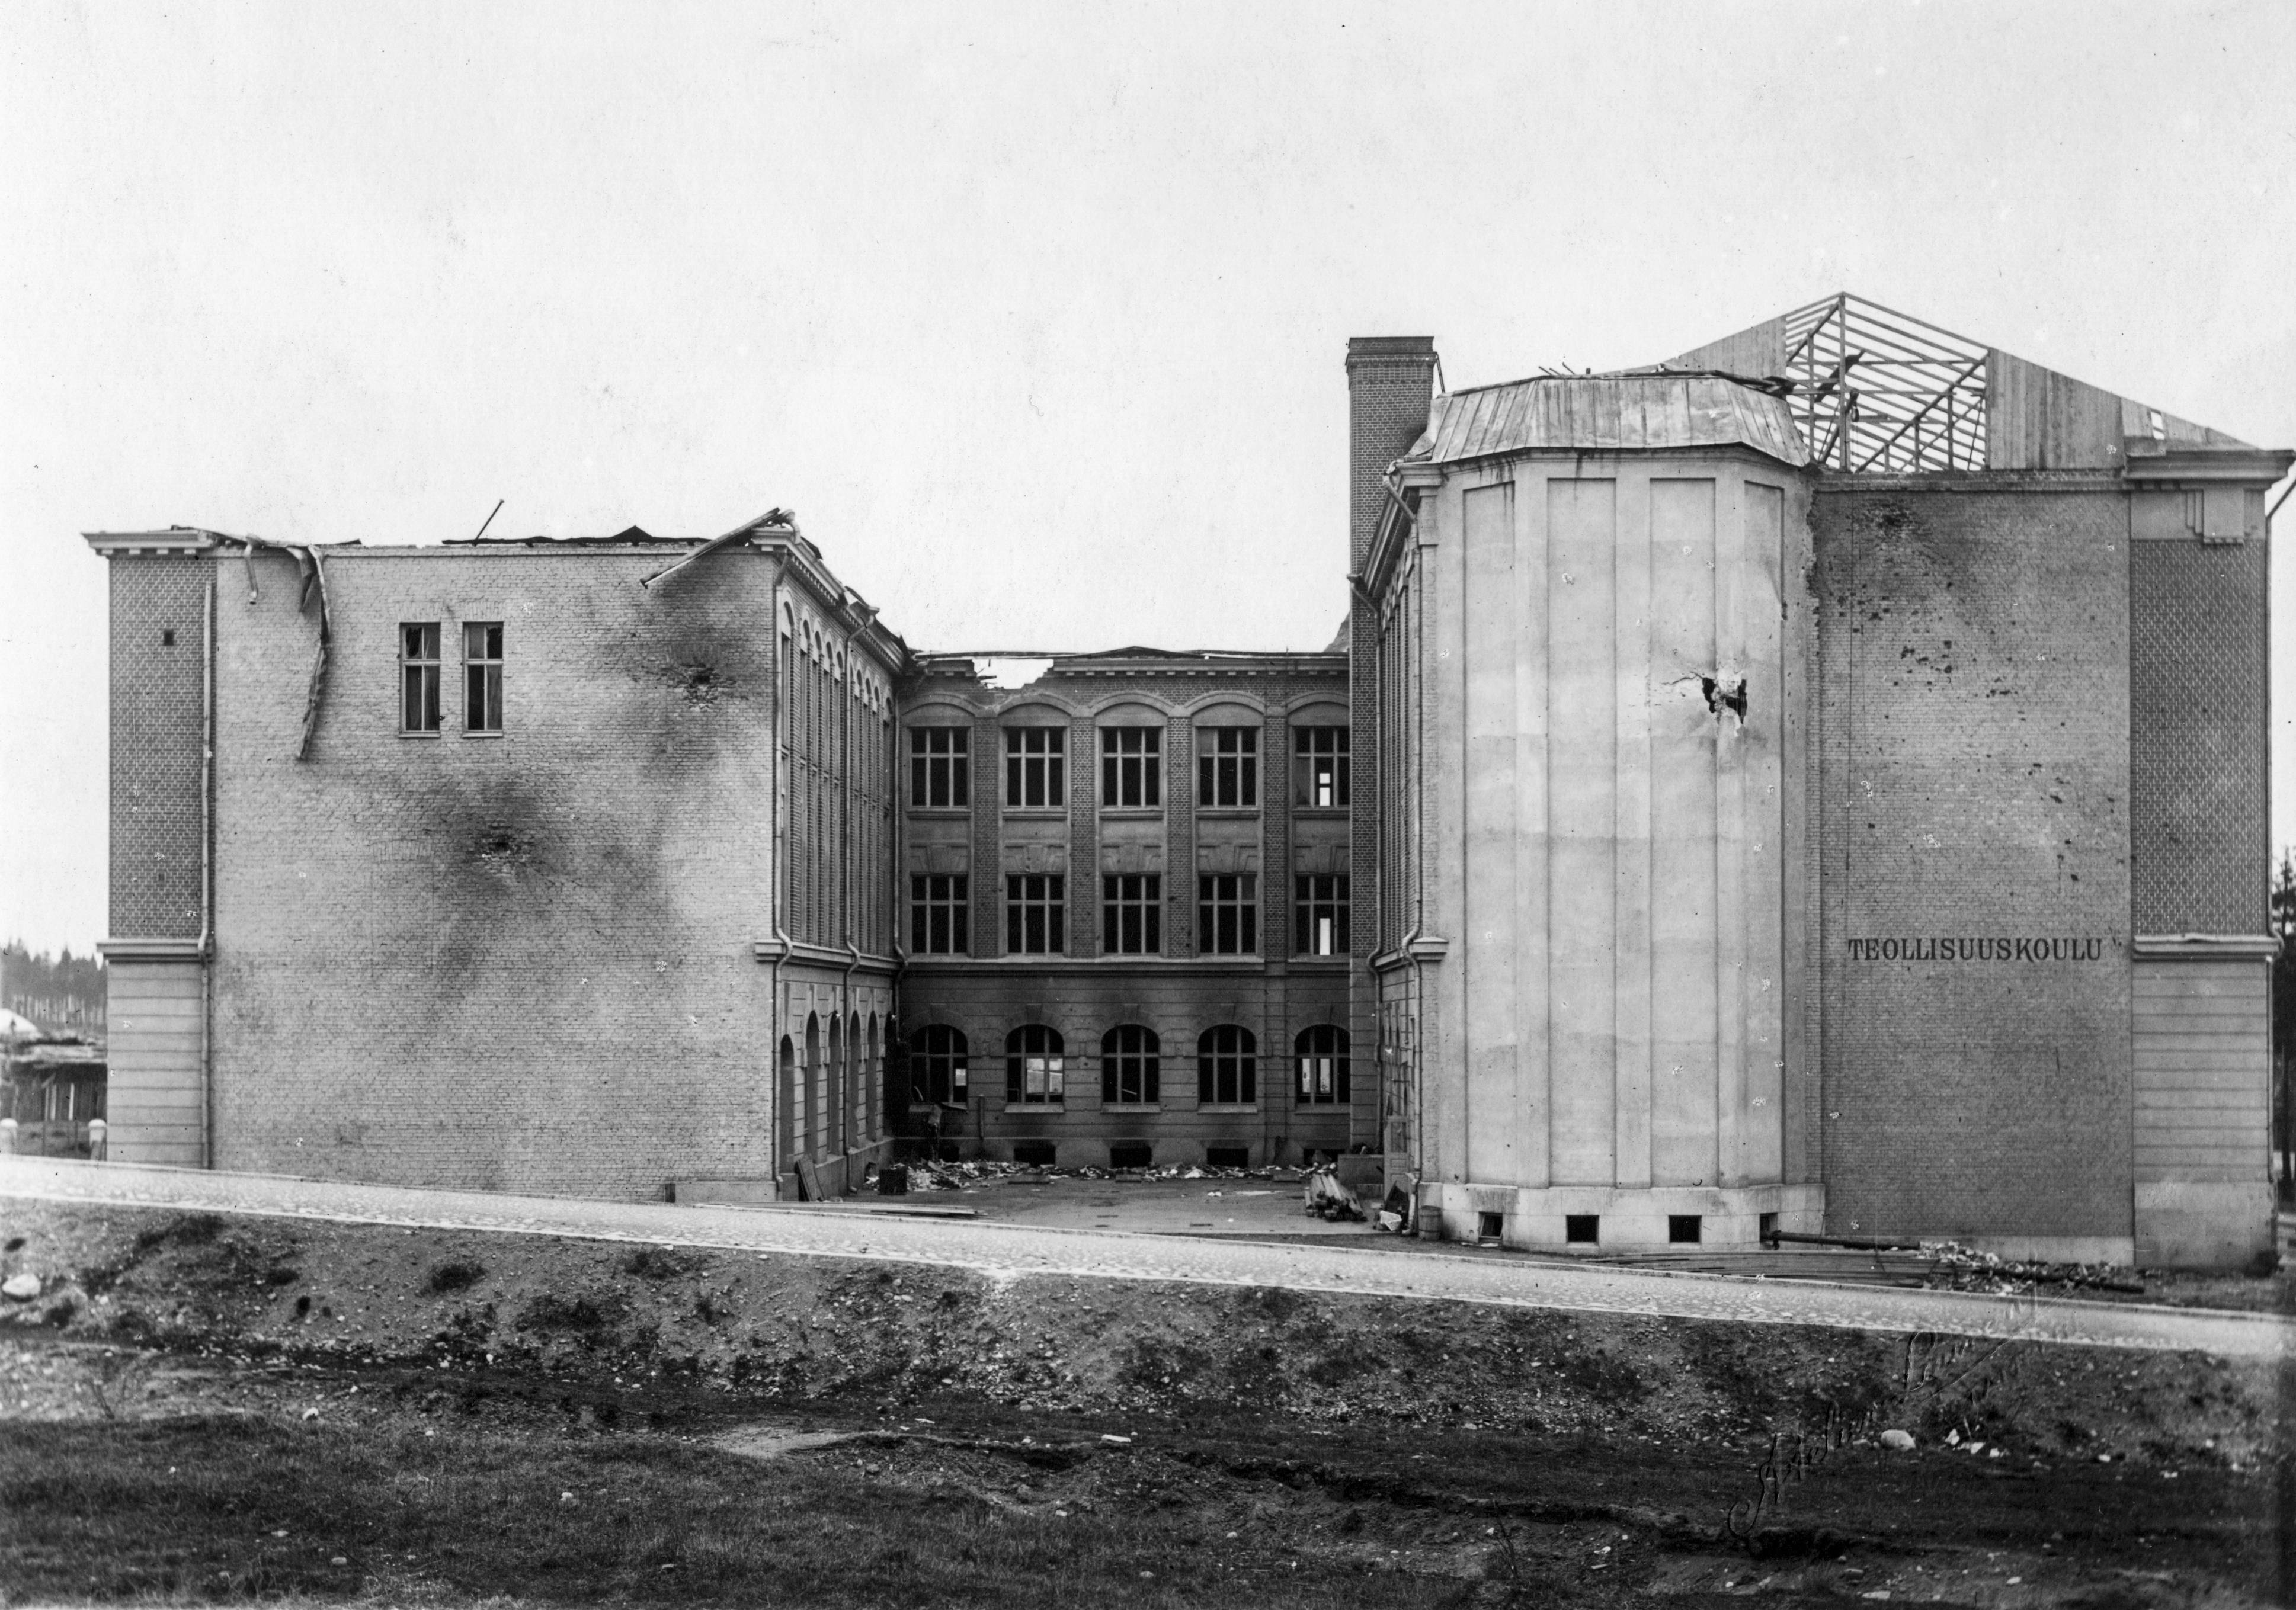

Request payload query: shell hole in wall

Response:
[1012,1140,1056,1168]
[1205,1145,1251,1169]
[1109,1141,1152,1169]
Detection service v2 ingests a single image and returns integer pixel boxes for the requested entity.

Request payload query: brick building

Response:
[87,294,2287,1265]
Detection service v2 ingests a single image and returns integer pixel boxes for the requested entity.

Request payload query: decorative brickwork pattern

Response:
[2130,541,2268,935]
[110,557,209,937]
[1069,713,1097,956]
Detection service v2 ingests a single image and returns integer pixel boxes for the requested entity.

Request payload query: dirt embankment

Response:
[1,1200,2279,1471]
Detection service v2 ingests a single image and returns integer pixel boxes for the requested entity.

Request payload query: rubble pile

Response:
[885,1160,1306,1192]
[1920,1243,2147,1297]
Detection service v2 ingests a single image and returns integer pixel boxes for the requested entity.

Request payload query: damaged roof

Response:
[1663,293,2282,474]
[1402,372,1810,470]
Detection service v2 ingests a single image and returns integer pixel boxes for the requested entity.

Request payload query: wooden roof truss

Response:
[1783,293,1988,473]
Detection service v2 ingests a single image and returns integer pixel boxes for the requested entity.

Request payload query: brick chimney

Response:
[1346,337,1438,572]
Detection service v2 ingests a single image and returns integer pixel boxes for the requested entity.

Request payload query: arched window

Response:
[1295,1025,1350,1104]
[909,1024,968,1106]
[1197,1025,1257,1106]
[804,1014,822,1155]
[1005,1025,1065,1105]
[776,1036,797,1167]
[1100,1025,1161,1106]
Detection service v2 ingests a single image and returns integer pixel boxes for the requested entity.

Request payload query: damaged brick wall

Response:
[209,549,787,1197]
[1813,483,2132,1245]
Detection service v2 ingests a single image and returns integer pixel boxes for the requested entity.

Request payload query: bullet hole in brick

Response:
[1701,675,1748,721]
[472,826,534,873]
[161,628,176,646]
[664,661,728,705]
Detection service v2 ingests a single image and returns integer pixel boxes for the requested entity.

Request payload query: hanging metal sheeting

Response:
[639,507,796,589]
[202,529,335,761]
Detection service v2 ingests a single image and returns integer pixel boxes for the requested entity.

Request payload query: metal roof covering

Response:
[1402,373,1809,470]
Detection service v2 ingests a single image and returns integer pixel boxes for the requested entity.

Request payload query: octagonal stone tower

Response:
[1355,370,1821,1250]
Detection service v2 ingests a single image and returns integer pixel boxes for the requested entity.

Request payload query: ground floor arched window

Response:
[910,1024,968,1105]
[1295,1024,1349,1104]
[1197,1025,1256,1105]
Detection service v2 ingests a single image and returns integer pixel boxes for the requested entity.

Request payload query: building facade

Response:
[86,295,2287,1266]
[894,649,1360,1170]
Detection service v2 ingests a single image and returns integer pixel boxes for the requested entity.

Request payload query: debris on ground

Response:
[882,1159,1310,1193]
[1920,1242,2147,1296]
[1302,1165,1366,1223]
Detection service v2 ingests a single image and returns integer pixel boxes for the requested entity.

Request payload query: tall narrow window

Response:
[908,1024,968,1105]
[910,874,968,954]
[1101,1025,1161,1105]
[463,621,503,732]
[399,623,441,733]
[1005,727,1065,807]
[1197,727,1258,807]
[1197,873,1258,954]
[909,727,969,807]
[1294,726,1349,807]
[1101,727,1163,807]
[1197,1025,1257,1105]
[1293,874,1350,955]
[1005,874,1066,954]
[1101,874,1162,954]
[1295,1025,1350,1104]
[1005,1024,1065,1105]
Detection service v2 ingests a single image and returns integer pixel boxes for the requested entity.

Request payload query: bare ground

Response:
[1,1198,2288,1607]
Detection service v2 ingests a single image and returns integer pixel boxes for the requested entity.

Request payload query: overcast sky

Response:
[5,1,2294,954]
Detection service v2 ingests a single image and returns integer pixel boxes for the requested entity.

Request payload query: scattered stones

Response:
[2,1274,41,1301]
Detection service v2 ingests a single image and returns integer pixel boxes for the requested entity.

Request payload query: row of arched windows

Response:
[906,1024,1350,1109]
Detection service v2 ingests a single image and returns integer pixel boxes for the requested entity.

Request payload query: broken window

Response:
[1005,1024,1064,1105]
[1101,873,1161,954]
[910,727,969,807]
[1101,1024,1160,1105]
[910,874,968,954]
[1197,873,1257,954]
[463,621,503,733]
[1005,873,1065,954]
[1005,727,1065,808]
[1293,874,1349,955]
[1101,727,1162,807]
[1293,726,1349,808]
[1197,726,1257,808]
[908,1024,968,1106]
[399,623,441,733]
[1295,1025,1349,1105]
[1197,1024,1257,1106]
